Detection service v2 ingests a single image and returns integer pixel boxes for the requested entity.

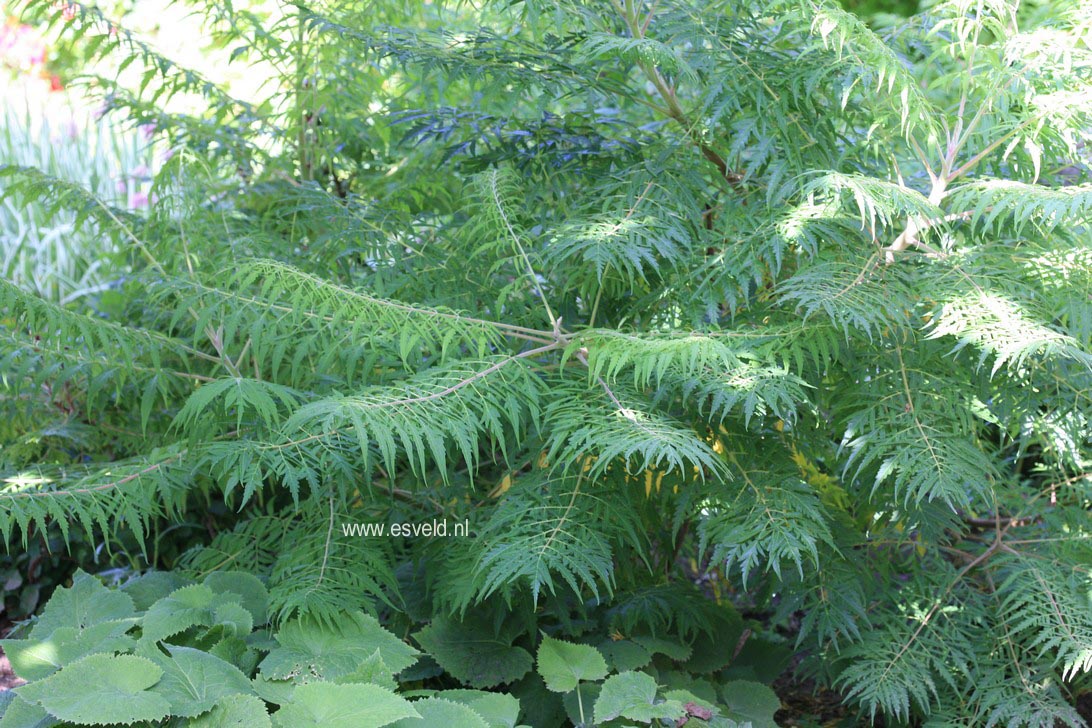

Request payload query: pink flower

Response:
[129,163,150,179]
[139,123,156,141]
[130,191,149,209]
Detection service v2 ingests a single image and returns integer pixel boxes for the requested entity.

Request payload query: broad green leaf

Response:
[722,637,791,683]
[593,671,685,724]
[660,672,719,705]
[210,601,255,638]
[271,682,418,728]
[721,680,780,727]
[141,585,250,644]
[536,635,609,693]
[508,673,567,728]
[251,674,296,706]
[29,570,134,640]
[598,639,651,671]
[414,615,532,688]
[260,611,419,682]
[562,683,601,727]
[333,649,397,690]
[15,654,170,725]
[203,571,270,626]
[0,694,56,728]
[433,690,520,728]
[146,645,255,717]
[2,620,135,681]
[186,694,272,727]
[683,611,745,674]
[663,689,719,720]
[209,635,258,675]
[387,697,489,728]
[631,635,692,661]
[121,571,194,611]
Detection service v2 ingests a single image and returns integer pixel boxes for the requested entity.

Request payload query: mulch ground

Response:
[0,619,25,691]
[0,650,24,691]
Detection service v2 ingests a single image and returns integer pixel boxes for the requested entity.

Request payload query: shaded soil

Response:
[773,669,864,727]
[0,650,24,691]
[0,618,24,691]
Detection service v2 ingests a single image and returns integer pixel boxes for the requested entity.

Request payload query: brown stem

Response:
[610,0,742,191]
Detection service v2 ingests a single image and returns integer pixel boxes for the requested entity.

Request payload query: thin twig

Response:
[488,169,559,330]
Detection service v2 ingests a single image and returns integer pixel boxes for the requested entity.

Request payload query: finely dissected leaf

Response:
[998,556,1092,680]
[145,645,255,717]
[186,694,272,728]
[593,671,685,724]
[270,683,419,728]
[7,0,1092,725]
[15,654,170,725]
[720,681,780,727]
[386,697,489,728]
[173,377,302,433]
[28,570,135,640]
[544,380,728,481]
[699,474,834,584]
[471,473,621,604]
[430,691,520,728]
[536,635,609,693]
[414,615,533,688]
[260,611,419,682]
[1,620,135,681]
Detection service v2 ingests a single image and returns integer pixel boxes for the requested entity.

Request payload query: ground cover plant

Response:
[1,0,1091,725]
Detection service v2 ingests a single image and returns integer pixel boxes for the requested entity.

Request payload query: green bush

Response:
[2,0,1092,725]
[0,570,777,726]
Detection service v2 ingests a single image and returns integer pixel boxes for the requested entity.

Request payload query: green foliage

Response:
[414,614,533,689]
[537,634,610,693]
[3,0,1092,724]
[16,653,170,725]
[269,683,419,728]
[259,611,419,681]
[1,569,775,727]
